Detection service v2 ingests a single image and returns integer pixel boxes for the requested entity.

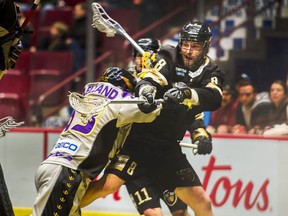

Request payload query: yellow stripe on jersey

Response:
[138,68,168,86]
[0,70,5,79]
[13,207,139,216]
[206,82,223,96]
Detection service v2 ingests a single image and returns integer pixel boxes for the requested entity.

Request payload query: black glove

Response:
[0,37,22,71]
[163,82,192,106]
[138,84,157,113]
[8,40,23,68]
[191,128,212,155]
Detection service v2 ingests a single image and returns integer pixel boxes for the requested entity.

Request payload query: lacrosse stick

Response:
[69,92,163,120]
[0,0,41,76]
[179,142,198,155]
[91,2,145,55]
[0,116,24,138]
[20,0,41,30]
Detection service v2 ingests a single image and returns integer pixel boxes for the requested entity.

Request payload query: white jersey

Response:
[43,82,161,179]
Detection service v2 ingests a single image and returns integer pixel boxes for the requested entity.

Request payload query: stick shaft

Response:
[109,99,164,104]
[179,142,198,149]
[121,32,145,55]
[21,0,41,30]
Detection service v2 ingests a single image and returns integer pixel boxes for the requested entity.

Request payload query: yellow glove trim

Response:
[193,128,209,140]
[0,71,6,80]
[138,68,168,86]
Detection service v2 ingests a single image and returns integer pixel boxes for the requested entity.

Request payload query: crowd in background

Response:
[206,74,288,136]
[12,0,288,135]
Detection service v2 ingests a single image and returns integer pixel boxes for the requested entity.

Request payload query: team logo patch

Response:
[175,67,187,77]
[177,168,195,181]
[163,190,177,206]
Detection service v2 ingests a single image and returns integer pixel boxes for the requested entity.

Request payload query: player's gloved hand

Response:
[191,128,212,155]
[9,40,23,68]
[0,34,22,71]
[142,51,156,69]
[0,39,13,71]
[8,39,23,69]
[138,84,157,113]
[163,82,198,108]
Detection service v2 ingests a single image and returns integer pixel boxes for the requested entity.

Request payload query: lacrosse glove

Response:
[191,127,212,155]
[8,39,23,69]
[0,36,23,71]
[141,51,156,69]
[163,82,199,108]
[138,84,157,113]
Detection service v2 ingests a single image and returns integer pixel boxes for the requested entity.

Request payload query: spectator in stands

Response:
[207,84,238,134]
[66,2,101,71]
[262,80,288,136]
[232,80,271,134]
[30,21,69,52]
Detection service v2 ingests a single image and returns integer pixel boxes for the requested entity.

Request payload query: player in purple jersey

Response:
[31,67,162,216]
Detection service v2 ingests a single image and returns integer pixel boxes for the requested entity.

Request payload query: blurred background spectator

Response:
[30,21,69,52]
[207,84,238,134]
[66,2,101,72]
[232,80,271,134]
[263,80,288,136]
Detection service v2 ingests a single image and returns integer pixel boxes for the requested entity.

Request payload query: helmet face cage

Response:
[132,38,161,58]
[101,67,136,92]
[179,21,212,52]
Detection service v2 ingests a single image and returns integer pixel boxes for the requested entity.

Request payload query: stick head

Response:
[91,2,118,37]
[68,92,110,122]
[0,116,24,138]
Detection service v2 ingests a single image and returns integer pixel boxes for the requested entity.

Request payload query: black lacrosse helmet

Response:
[179,21,212,52]
[132,38,161,58]
[100,67,137,92]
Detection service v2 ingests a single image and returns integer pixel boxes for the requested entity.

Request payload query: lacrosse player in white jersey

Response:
[31,67,162,216]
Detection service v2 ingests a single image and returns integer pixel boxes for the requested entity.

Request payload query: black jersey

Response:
[124,45,225,158]
[0,0,18,32]
[106,45,225,192]
[136,45,225,112]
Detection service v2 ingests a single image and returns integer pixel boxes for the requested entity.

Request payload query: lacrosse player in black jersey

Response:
[122,38,189,216]
[131,22,224,216]
[0,1,25,215]
[0,0,23,79]
[81,21,225,216]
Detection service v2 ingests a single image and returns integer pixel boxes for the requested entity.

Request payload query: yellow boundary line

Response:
[14,208,139,216]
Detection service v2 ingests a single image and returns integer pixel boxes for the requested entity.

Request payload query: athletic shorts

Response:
[32,163,90,216]
[105,147,202,192]
[126,175,187,215]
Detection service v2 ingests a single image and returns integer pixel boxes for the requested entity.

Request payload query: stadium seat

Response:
[22,9,41,46]
[99,9,139,60]
[0,93,22,121]
[30,51,74,76]
[41,8,74,27]
[14,50,32,74]
[29,69,67,107]
[0,69,30,95]
[65,0,85,7]
[108,9,140,35]
[0,69,30,114]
